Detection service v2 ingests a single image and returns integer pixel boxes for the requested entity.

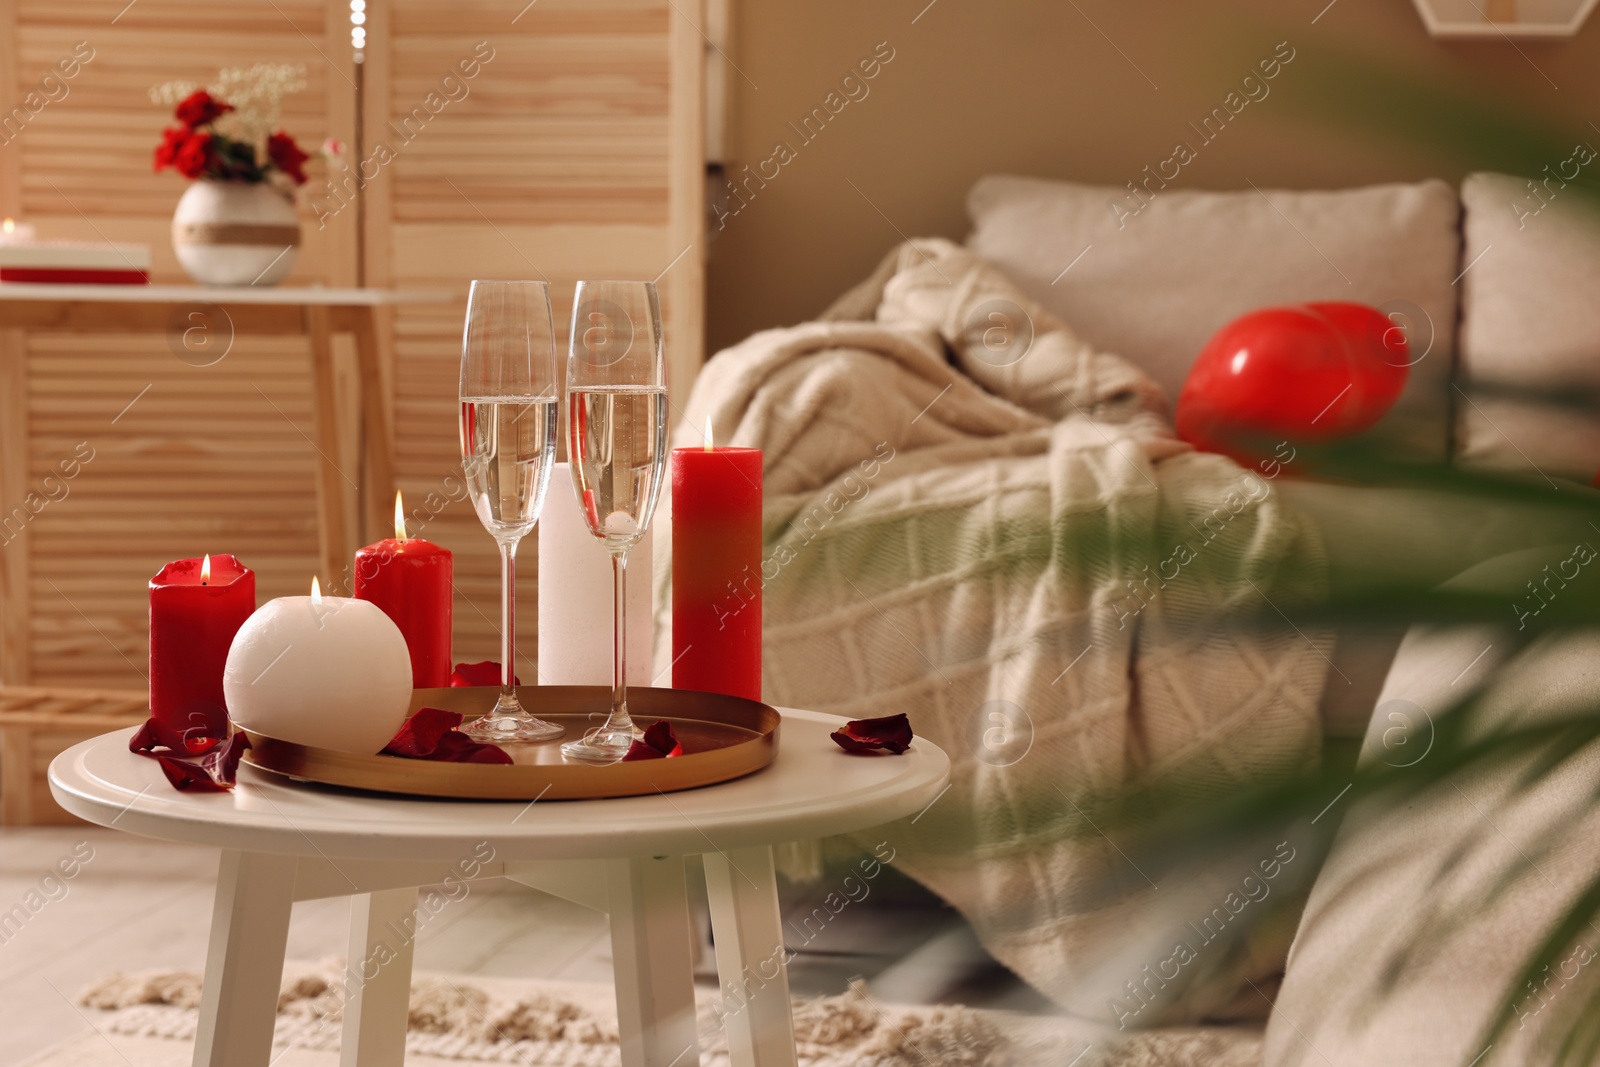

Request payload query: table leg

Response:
[0,327,31,684]
[607,855,702,1067]
[703,847,797,1067]
[340,888,417,1067]
[304,305,352,591]
[192,851,296,1067]
[351,305,396,547]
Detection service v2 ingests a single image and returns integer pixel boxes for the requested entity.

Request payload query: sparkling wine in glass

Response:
[560,281,669,763]
[458,280,564,743]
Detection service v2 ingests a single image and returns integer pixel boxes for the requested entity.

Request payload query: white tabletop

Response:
[49,709,950,863]
[0,283,453,305]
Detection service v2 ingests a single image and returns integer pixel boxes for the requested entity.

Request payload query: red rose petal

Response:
[642,719,683,756]
[829,730,884,754]
[449,661,520,687]
[129,720,159,755]
[383,706,462,757]
[130,716,226,758]
[621,720,683,762]
[830,713,914,755]
[428,732,514,765]
[153,732,251,792]
[382,707,512,765]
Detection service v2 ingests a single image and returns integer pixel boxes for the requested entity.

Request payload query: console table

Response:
[0,285,451,684]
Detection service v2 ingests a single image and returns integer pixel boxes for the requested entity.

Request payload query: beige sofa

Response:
[965,172,1598,739]
[960,174,1600,1064]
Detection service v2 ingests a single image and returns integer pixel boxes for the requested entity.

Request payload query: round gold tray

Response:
[241,685,780,801]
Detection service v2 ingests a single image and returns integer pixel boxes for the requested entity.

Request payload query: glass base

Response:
[561,726,640,765]
[461,703,565,743]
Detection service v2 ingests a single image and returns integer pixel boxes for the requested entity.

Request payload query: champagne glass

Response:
[561,281,669,763]
[458,280,564,742]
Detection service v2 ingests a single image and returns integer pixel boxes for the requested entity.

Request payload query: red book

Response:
[0,241,151,285]
[0,267,149,284]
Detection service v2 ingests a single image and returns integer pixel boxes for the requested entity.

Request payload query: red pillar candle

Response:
[148,553,256,752]
[672,429,763,700]
[354,492,454,688]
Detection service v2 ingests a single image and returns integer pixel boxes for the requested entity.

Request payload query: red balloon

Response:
[1175,303,1410,466]
[1304,302,1410,420]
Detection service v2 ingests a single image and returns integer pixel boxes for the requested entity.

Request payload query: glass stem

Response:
[500,537,518,708]
[610,550,632,731]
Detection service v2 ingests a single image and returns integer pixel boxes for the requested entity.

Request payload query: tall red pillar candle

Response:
[148,553,256,752]
[672,433,762,700]
[354,492,454,688]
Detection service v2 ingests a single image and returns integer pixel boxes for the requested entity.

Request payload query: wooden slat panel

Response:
[362,0,704,670]
[1,0,358,688]
[0,0,699,685]
[24,340,328,687]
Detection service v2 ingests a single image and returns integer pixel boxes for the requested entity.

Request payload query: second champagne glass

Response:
[561,281,669,763]
[459,280,564,743]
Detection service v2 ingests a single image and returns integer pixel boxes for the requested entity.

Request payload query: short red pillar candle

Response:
[148,553,256,752]
[354,492,454,688]
[672,430,762,701]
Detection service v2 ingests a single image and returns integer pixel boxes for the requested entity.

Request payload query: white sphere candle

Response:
[224,578,413,754]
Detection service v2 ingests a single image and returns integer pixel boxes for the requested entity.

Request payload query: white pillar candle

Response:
[0,219,37,244]
[224,580,413,754]
[538,462,654,686]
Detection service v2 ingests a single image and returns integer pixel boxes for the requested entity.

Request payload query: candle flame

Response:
[704,416,714,452]
[310,576,322,604]
[2,219,14,235]
[394,490,407,542]
[200,554,211,584]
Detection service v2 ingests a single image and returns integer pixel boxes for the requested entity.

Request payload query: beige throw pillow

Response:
[1457,171,1600,483]
[965,175,1462,460]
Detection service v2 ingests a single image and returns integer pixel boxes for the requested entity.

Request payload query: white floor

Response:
[0,825,1041,1066]
[0,827,615,1067]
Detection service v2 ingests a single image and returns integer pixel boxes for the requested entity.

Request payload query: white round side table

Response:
[49,708,950,1067]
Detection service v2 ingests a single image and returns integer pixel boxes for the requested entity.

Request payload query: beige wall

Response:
[706,0,1600,354]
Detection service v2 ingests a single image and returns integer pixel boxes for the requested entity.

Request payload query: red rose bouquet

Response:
[150,64,337,191]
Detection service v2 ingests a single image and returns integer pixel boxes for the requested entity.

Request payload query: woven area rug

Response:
[35,961,1262,1067]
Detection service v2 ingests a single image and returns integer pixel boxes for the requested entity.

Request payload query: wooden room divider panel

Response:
[357,0,705,671]
[0,0,705,687]
[0,0,358,689]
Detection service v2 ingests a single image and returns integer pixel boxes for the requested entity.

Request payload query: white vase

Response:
[171,180,301,287]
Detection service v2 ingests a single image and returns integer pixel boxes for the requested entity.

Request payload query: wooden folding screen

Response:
[0,0,704,687]
[0,0,357,689]
[358,0,704,674]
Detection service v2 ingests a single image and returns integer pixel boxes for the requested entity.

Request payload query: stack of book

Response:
[0,241,150,284]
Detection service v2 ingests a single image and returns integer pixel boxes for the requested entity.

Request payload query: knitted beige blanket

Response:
[662,239,1329,1026]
